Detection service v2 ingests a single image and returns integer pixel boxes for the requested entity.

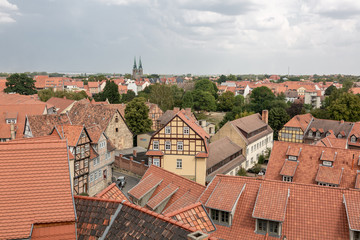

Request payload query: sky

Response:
[1,0,360,75]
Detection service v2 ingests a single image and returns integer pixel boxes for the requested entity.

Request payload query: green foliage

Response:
[192,90,217,112]
[249,86,276,113]
[235,110,255,119]
[269,107,290,140]
[38,88,88,102]
[125,97,152,135]
[217,91,235,111]
[102,80,121,103]
[217,75,227,84]
[4,73,37,95]
[149,84,174,111]
[342,79,354,93]
[88,75,107,82]
[121,90,136,103]
[328,92,360,122]
[310,108,331,119]
[195,79,218,99]
[182,91,194,109]
[171,85,184,107]
[227,74,237,81]
[258,155,265,164]
[79,192,89,196]
[250,164,262,174]
[286,103,304,118]
[234,95,245,107]
[124,73,132,79]
[237,167,247,176]
[325,85,337,96]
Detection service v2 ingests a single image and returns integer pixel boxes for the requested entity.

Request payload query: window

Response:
[183,127,189,135]
[295,134,303,140]
[322,161,332,167]
[94,157,100,166]
[251,157,254,163]
[94,171,98,180]
[354,231,360,240]
[165,141,171,150]
[103,169,107,179]
[153,158,160,167]
[153,141,159,150]
[251,146,253,153]
[210,209,230,225]
[152,114,155,118]
[115,117,119,123]
[338,134,343,139]
[116,128,118,132]
[176,159,182,169]
[288,155,297,161]
[90,174,94,182]
[177,141,183,151]
[84,159,88,168]
[74,178,78,186]
[76,146,80,154]
[283,176,293,182]
[256,219,280,236]
[75,162,79,171]
[165,126,171,134]
[98,170,101,179]
[99,141,106,149]
[326,132,331,137]
[148,157,152,165]
[351,136,357,143]
[316,131,321,137]
[308,130,313,137]
[81,148,85,158]
[85,143,90,151]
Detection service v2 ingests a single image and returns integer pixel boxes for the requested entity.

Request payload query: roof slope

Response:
[284,113,313,131]
[266,141,360,188]
[96,183,128,202]
[26,114,72,137]
[207,136,242,169]
[0,138,76,239]
[46,97,75,113]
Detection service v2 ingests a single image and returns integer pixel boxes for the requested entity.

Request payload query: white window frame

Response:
[165,141,171,150]
[177,141,183,151]
[90,174,94,182]
[165,126,171,134]
[176,159,182,169]
[94,157,99,166]
[256,219,280,236]
[282,176,293,182]
[94,171,98,180]
[351,136,357,143]
[153,158,160,167]
[75,162,79,171]
[74,178,78,186]
[183,127,190,135]
[84,159,88,168]
[153,141,159,150]
[210,209,230,225]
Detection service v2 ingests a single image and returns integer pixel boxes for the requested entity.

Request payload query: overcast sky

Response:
[1,0,360,75]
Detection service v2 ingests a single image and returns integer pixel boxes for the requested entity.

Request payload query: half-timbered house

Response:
[146,111,209,185]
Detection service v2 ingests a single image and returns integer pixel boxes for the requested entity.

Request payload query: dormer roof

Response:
[280,160,299,177]
[315,166,343,185]
[286,146,301,157]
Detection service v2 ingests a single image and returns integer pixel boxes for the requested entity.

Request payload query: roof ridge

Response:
[164,202,202,217]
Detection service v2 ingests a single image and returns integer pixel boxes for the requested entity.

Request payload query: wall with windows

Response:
[242,133,273,170]
[88,134,115,196]
[278,127,304,143]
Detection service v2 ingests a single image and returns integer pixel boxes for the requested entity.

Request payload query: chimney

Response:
[133,149,137,157]
[10,123,15,140]
[341,120,344,124]
[130,156,133,161]
[185,108,192,116]
[63,96,66,99]
[262,110,269,124]
[173,107,180,113]
[187,231,208,240]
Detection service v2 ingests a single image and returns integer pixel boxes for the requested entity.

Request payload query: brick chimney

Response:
[10,123,15,140]
[174,107,180,113]
[185,108,192,117]
[262,110,269,124]
[133,149,137,157]
[341,120,344,124]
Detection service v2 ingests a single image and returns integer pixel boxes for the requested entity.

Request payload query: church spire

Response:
[139,56,143,69]
[133,57,137,69]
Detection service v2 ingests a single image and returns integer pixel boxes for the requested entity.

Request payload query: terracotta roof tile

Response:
[96,182,128,202]
[166,202,216,233]
[355,172,360,189]
[147,183,179,210]
[46,97,75,113]
[285,145,301,156]
[320,150,337,162]
[0,138,76,239]
[146,150,164,156]
[316,166,343,185]
[343,191,360,231]
[26,114,72,137]
[128,173,163,199]
[280,160,299,177]
[205,179,245,212]
[284,113,312,131]
[54,125,85,146]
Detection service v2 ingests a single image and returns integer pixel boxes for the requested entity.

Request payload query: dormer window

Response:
[288,155,297,161]
[326,132,331,137]
[210,209,229,225]
[351,136,357,143]
[6,119,16,124]
[322,160,332,167]
[316,131,321,138]
[338,134,342,138]
[256,219,281,237]
[308,130,313,137]
[165,126,171,134]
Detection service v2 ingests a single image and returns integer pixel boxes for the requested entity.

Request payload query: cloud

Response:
[0,0,18,23]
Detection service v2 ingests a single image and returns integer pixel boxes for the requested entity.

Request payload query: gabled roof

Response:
[165,202,216,233]
[286,145,301,156]
[315,132,347,149]
[129,165,206,215]
[75,196,196,239]
[316,166,344,185]
[26,113,72,137]
[52,125,86,146]
[46,97,75,113]
[284,113,313,131]
[266,141,360,188]
[96,182,128,202]
[305,118,353,140]
[0,138,76,239]
[207,136,242,169]
[280,160,299,177]
[146,183,179,210]
[348,122,360,147]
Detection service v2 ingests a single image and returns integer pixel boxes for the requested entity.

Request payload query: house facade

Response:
[146,112,209,185]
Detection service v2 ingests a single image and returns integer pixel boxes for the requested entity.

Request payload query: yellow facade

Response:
[148,116,207,185]
[278,127,304,143]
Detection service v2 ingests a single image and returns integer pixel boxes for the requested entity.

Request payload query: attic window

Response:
[322,161,332,167]
[326,132,331,137]
[256,219,281,237]
[115,117,119,123]
[288,155,297,161]
[338,134,343,138]
[210,209,230,225]
[316,131,321,138]
[353,231,360,240]
[183,127,189,135]
[308,130,313,137]
[351,136,357,143]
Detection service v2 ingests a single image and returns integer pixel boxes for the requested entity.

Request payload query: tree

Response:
[121,90,136,103]
[286,103,304,118]
[325,85,337,96]
[195,79,218,99]
[328,92,360,122]
[4,73,37,95]
[249,86,276,113]
[125,97,152,135]
[237,167,247,176]
[182,91,194,109]
[234,95,245,108]
[269,107,290,140]
[235,110,255,119]
[217,75,227,84]
[171,85,184,108]
[38,88,88,102]
[342,79,354,93]
[149,84,174,111]
[217,91,235,111]
[101,80,121,103]
[192,90,217,112]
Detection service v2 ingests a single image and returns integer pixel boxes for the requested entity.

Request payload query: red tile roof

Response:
[266,141,360,188]
[88,81,99,88]
[316,166,343,185]
[96,182,128,201]
[145,150,164,156]
[315,132,347,149]
[286,145,301,156]
[284,113,313,131]
[205,180,245,212]
[165,202,216,233]
[343,191,360,231]
[252,184,289,222]
[128,173,163,199]
[46,97,75,113]
[26,114,72,138]
[0,138,76,239]
[147,183,179,210]
[279,160,298,177]
[54,125,85,146]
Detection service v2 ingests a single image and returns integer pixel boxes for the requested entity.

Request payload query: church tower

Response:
[138,57,143,76]
[132,57,138,79]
